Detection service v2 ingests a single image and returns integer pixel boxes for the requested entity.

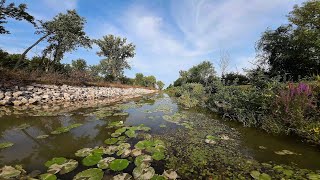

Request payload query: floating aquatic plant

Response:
[82,153,103,166]
[73,168,103,180]
[0,142,14,149]
[133,166,155,180]
[151,175,167,180]
[250,171,271,180]
[36,135,49,139]
[45,158,78,175]
[75,148,93,157]
[51,123,83,135]
[39,173,57,180]
[109,159,130,171]
[112,173,133,180]
[163,169,179,180]
[274,150,300,155]
[105,138,119,145]
[0,166,22,179]
[97,157,115,169]
[135,155,153,167]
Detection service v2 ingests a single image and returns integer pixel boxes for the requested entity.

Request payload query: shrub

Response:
[272,83,316,132]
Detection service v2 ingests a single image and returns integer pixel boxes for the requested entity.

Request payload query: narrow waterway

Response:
[0,93,319,179]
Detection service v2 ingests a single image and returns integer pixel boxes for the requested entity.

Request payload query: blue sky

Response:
[1,0,304,86]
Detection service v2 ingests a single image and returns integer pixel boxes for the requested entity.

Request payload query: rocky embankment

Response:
[0,84,156,106]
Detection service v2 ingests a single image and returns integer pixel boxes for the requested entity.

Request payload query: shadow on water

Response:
[0,93,319,177]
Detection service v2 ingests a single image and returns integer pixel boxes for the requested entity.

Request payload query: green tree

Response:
[17,10,91,70]
[0,0,35,34]
[257,0,320,80]
[71,59,87,71]
[174,61,217,87]
[144,75,156,88]
[94,35,135,81]
[134,73,144,86]
[156,81,165,90]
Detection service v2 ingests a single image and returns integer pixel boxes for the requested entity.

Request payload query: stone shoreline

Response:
[0,84,157,106]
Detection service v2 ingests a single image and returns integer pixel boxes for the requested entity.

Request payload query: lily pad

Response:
[308,173,320,180]
[159,124,166,128]
[82,153,102,166]
[133,166,155,180]
[135,155,153,166]
[103,146,118,155]
[97,157,115,169]
[46,159,78,175]
[105,138,119,145]
[0,166,21,179]
[151,175,167,180]
[125,130,136,138]
[163,170,178,180]
[73,168,103,180]
[0,142,14,149]
[112,173,133,180]
[108,121,124,128]
[152,151,165,161]
[111,132,122,138]
[36,135,50,139]
[45,157,67,167]
[115,127,127,134]
[205,135,218,144]
[16,123,30,130]
[113,112,129,116]
[109,159,130,171]
[274,149,299,155]
[75,148,93,157]
[39,173,57,180]
[131,149,142,157]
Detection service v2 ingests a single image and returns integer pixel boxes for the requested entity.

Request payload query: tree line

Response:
[0,0,164,89]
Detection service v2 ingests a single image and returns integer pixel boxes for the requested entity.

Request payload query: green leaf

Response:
[125,130,136,138]
[250,171,260,179]
[109,159,130,171]
[82,153,102,166]
[0,142,14,149]
[152,152,165,161]
[73,168,103,180]
[259,173,271,180]
[133,166,155,180]
[39,173,57,180]
[112,173,133,180]
[104,138,119,145]
[45,157,67,167]
[97,157,115,169]
[75,148,93,157]
[134,155,152,166]
[151,175,167,180]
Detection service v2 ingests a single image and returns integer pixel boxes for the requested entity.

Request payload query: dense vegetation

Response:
[0,1,164,89]
[167,0,320,144]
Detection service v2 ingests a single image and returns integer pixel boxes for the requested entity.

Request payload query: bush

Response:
[168,83,206,108]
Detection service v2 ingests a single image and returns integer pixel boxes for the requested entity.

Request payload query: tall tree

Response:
[0,0,35,34]
[257,0,320,80]
[156,81,165,90]
[94,35,135,81]
[16,10,91,70]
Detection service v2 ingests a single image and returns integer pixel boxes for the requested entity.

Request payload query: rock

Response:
[0,91,4,100]
[12,91,23,98]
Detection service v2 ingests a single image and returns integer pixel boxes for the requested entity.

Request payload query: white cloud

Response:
[170,0,303,52]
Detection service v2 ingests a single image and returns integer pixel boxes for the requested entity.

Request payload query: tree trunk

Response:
[15,33,50,70]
